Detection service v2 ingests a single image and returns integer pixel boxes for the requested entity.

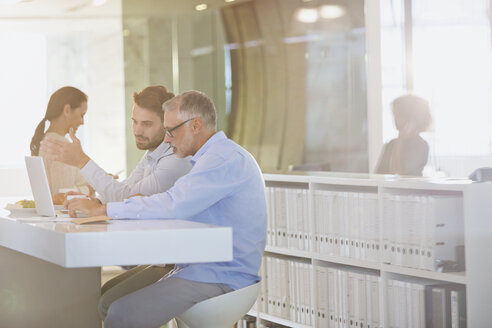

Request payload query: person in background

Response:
[375,94,432,176]
[30,86,93,204]
[60,90,267,328]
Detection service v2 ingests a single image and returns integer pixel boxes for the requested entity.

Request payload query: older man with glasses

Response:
[65,90,267,328]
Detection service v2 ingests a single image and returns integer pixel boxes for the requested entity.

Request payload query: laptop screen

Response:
[25,156,56,217]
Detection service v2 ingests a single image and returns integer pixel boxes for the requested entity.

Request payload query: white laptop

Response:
[25,156,88,218]
[25,156,58,217]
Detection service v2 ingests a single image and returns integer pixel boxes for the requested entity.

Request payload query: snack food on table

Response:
[15,199,36,208]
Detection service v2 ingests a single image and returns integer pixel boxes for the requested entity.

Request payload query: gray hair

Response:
[162,90,217,131]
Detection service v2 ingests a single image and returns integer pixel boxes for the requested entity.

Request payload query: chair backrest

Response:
[177,281,261,328]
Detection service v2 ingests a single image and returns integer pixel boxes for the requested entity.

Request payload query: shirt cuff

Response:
[106,201,143,220]
[80,159,99,178]
[106,202,125,219]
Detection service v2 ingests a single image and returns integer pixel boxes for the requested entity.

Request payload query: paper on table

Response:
[72,216,112,225]
[10,216,74,223]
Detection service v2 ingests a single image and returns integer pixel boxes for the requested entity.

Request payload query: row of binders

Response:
[265,186,380,261]
[257,256,315,326]
[237,316,288,328]
[386,277,466,327]
[265,186,465,272]
[265,187,312,251]
[312,190,379,261]
[237,316,259,328]
[382,194,464,271]
[315,266,382,328]
[256,255,382,328]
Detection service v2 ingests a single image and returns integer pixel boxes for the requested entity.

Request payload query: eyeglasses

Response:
[164,118,195,138]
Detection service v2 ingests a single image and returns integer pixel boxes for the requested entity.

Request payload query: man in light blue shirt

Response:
[67,90,267,328]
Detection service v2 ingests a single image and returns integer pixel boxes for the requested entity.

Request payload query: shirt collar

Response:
[146,140,173,161]
[190,131,226,165]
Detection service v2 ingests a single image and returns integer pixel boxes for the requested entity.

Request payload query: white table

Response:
[0,207,233,328]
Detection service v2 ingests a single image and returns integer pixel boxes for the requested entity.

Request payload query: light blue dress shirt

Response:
[81,141,191,203]
[107,131,267,290]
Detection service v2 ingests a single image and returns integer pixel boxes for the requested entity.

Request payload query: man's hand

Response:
[39,128,91,169]
[67,190,103,204]
[65,198,107,218]
[54,191,87,205]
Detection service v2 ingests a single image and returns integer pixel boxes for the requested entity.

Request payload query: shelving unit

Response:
[247,172,492,327]
[247,310,313,328]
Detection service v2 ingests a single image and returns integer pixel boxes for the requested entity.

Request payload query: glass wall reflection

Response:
[122,0,368,173]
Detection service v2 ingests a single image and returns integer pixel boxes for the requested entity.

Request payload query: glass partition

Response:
[122,0,369,173]
[380,0,492,177]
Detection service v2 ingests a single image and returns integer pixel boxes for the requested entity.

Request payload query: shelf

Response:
[265,246,313,259]
[247,310,313,328]
[263,173,473,191]
[382,264,467,284]
[313,252,381,270]
[310,175,379,187]
[263,174,309,183]
[379,179,471,191]
[265,246,466,283]
[262,173,492,327]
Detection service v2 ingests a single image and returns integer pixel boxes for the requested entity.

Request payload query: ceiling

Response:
[0,0,250,18]
[121,0,251,17]
[0,0,120,18]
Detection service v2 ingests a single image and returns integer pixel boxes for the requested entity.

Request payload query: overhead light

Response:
[224,0,236,2]
[195,3,208,11]
[191,46,214,57]
[93,0,106,6]
[319,5,346,19]
[295,8,318,23]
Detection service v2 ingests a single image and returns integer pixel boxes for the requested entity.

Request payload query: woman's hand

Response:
[52,193,66,205]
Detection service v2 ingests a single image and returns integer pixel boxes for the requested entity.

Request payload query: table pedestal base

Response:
[0,245,101,328]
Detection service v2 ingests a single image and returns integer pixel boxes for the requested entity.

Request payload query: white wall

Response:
[0,16,126,197]
[0,168,31,198]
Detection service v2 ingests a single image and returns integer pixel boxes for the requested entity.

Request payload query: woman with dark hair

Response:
[375,94,432,176]
[30,86,93,203]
